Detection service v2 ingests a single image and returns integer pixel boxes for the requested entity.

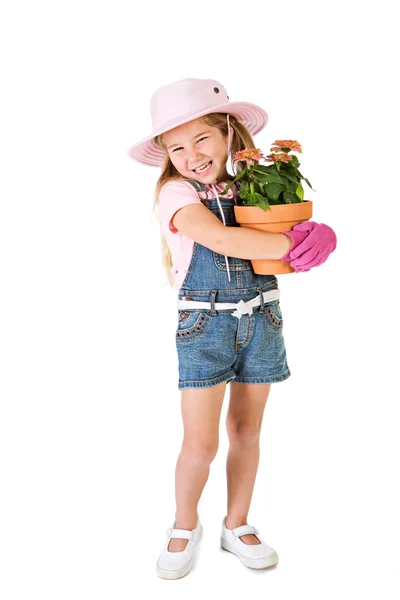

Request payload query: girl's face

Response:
[162,117,230,183]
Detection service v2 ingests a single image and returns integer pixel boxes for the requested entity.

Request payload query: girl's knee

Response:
[226,419,261,446]
[181,439,219,466]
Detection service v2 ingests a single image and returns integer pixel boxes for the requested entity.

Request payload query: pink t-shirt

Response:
[157,179,238,290]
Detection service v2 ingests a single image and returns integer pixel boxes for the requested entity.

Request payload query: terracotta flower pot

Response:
[234,201,313,274]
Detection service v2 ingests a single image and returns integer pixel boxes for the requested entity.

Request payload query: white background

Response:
[1,1,399,598]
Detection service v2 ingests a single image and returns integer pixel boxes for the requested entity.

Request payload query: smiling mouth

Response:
[193,161,212,173]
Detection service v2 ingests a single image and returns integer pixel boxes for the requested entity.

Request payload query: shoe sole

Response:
[220,538,279,569]
[156,529,203,580]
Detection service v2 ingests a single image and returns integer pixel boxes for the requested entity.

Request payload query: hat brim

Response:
[127,101,268,167]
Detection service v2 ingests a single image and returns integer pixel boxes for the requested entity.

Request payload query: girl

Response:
[127,78,336,580]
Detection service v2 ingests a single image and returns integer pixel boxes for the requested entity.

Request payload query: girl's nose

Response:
[187,148,202,166]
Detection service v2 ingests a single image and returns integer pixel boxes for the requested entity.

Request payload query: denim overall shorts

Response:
[176,180,291,390]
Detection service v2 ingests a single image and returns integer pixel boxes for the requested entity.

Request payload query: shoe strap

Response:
[232,524,259,538]
[166,527,194,541]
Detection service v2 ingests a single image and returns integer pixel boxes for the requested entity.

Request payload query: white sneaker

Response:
[156,519,203,579]
[220,516,279,569]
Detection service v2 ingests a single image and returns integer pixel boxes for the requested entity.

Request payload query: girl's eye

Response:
[172,137,208,153]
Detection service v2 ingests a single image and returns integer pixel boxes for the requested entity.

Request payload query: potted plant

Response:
[221,140,314,274]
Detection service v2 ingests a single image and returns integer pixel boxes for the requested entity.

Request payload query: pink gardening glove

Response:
[288,222,337,272]
[279,229,310,262]
[280,221,321,261]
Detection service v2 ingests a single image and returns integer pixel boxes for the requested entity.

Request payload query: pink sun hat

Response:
[127,78,268,167]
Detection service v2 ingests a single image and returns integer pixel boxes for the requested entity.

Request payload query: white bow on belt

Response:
[231,299,255,319]
[177,290,281,321]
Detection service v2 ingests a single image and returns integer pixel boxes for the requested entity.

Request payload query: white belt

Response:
[177,289,280,320]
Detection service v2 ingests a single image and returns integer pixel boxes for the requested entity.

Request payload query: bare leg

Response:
[169,382,227,552]
[225,382,271,545]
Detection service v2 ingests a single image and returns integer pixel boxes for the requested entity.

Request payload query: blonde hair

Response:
[151,113,257,287]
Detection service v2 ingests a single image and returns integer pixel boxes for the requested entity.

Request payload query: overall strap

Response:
[185,179,208,194]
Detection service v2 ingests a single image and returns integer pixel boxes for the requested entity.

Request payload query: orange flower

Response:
[270,140,302,153]
[265,152,293,164]
[233,148,265,164]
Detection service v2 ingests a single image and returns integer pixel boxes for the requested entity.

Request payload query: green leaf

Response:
[304,177,314,190]
[253,180,261,190]
[254,192,267,202]
[265,183,286,201]
[251,173,271,183]
[295,183,304,200]
[283,192,302,204]
[249,164,273,174]
[257,198,270,211]
[278,170,299,184]
[239,181,249,199]
[246,192,257,204]
[243,191,270,210]
[219,167,247,195]
[283,191,293,203]
[252,170,286,185]
[219,183,233,196]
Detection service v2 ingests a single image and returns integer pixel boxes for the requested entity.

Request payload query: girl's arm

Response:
[219,223,292,260]
[171,203,292,260]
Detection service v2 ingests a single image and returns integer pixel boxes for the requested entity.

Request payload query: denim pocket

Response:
[176,311,212,343]
[262,300,283,331]
[213,253,253,271]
